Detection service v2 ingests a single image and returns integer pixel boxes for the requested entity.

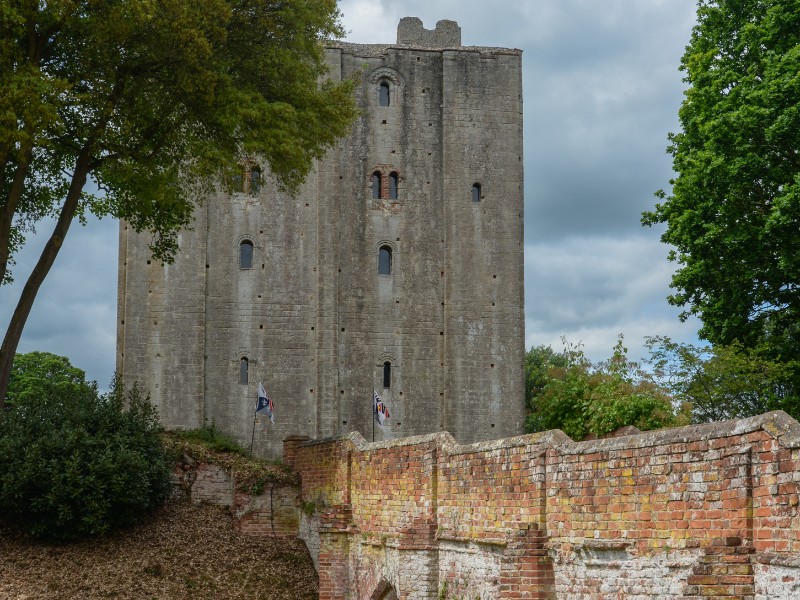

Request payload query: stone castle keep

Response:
[116,18,525,456]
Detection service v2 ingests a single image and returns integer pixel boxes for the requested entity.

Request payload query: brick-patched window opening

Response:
[370,167,400,200]
[372,171,382,199]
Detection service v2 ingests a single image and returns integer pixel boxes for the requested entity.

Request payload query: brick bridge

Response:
[281,411,800,599]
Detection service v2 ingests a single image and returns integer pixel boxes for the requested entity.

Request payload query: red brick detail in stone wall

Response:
[231,487,300,537]
[683,538,755,599]
[499,526,556,600]
[318,532,350,600]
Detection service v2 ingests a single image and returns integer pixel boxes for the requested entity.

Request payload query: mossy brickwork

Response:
[285,412,800,600]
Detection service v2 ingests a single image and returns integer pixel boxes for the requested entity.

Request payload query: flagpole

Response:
[371,388,375,443]
[250,412,257,454]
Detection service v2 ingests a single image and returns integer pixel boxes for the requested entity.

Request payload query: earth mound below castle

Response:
[0,434,317,600]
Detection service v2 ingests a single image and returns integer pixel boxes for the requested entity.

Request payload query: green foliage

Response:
[438,581,448,600]
[526,336,687,440]
[1,0,358,270]
[0,362,171,541]
[0,1,359,403]
[300,499,318,516]
[6,351,95,406]
[176,424,248,456]
[525,344,568,416]
[642,0,800,369]
[646,336,800,423]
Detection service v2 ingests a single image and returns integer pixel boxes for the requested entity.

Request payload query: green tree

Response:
[6,350,95,406]
[0,0,357,405]
[642,0,800,368]
[526,336,686,440]
[524,344,568,418]
[0,358,171,541]
[646,336,799,423]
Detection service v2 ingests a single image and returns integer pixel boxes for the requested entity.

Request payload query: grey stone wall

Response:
[396,17,461,48]
[117,19,525,457]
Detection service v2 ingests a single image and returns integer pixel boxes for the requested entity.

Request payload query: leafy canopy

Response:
[525,336,687,440]
[5,350,94,406]
[642,0,800,365]
[646,336,799,423]
[0,0,357,404]
[1,0,357,274]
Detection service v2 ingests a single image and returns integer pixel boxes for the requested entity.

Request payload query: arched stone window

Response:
[389,172,398,200]
[372,171,382,199]
[240,240,254,269]
[379,81,391,106]
[250,167,261,195]
[383,361,391,389]
[240,357,249,385]
[471,183,482,202]
[378,246,392,275]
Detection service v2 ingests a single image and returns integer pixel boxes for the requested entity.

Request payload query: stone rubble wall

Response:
[283,411,800,600]
[173,458,301,537]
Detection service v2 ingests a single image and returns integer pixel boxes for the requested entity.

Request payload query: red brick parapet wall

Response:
[283,411,800,600]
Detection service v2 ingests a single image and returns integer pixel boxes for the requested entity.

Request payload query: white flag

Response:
[373,389,390,427]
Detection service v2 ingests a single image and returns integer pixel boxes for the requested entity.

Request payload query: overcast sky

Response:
[0,0,702,387]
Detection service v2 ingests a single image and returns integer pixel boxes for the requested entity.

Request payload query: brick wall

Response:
[284,411,800,600]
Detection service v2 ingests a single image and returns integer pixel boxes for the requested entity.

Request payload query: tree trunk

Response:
[0,150,91,406]
[0,142,34,286]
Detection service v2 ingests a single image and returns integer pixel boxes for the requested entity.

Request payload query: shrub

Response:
[0,369,171,541]
[175,424,248,455]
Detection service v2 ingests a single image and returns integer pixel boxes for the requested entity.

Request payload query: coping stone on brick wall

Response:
[558,410,800,455]
[290,410,800,459]
[757,553,800,567]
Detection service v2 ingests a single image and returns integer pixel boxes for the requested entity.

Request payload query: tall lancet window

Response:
[378,246,392,275]
[240,240,254,269]
[383,361,391,389]
[379,81,391,106]
[240,357,249,385]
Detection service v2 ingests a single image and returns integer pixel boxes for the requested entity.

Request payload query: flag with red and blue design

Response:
[373,389,390,427]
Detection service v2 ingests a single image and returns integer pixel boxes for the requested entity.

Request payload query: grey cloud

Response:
[2,1,703,392]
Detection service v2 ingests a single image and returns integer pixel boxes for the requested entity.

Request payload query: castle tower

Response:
[117,18,525,457]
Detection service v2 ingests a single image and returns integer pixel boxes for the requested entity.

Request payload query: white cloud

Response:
[524,235,701,362]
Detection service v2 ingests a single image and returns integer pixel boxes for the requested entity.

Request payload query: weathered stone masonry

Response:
[283,412,800,600]
[116,17,525,458]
